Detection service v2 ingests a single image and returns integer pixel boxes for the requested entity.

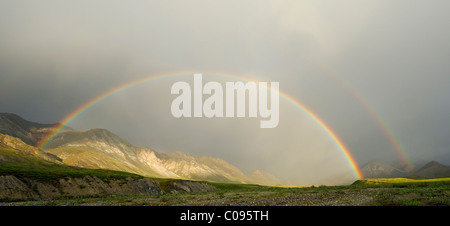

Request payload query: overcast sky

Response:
[1,0,449,185]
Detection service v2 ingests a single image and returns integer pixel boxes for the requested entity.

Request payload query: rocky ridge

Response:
[0,175,216,201]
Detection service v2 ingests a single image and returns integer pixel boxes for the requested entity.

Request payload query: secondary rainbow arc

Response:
[311,60,413,170]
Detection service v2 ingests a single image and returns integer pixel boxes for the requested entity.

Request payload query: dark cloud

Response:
[1,0,449,184]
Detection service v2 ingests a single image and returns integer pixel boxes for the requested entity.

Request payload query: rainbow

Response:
[279,93,363,179]
[311,61,413,170]
[37,72,364,179]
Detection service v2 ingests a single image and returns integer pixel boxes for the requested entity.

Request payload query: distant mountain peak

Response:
[360,159,450,179]
[409,160,450,179]
[0,112,71,147]
[0,113,56,128]
[360,160,411,178]
[420,160,442,168]
[44,128,136,158]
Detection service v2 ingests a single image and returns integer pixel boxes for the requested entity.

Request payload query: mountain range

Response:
[360,159,450,179]
[0,113,282,186]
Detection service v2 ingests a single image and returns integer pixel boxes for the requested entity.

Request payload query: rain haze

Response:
[1,0,449,185]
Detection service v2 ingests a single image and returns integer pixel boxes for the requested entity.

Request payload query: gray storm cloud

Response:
[1,0,449,185]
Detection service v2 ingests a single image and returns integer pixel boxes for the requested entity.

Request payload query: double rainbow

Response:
[37,72,364,179]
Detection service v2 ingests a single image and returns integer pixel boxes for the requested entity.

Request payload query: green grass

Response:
[353,177,450,185]
[1,145,449,206]
[2,176,449,206]
[354,178,450,206]
[0,164,142,181]
[0,148,142,182]
[206,181,264,191]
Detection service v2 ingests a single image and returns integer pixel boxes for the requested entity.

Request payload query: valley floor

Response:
[2,178,449,206]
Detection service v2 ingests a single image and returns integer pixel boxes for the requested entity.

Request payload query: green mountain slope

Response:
[0,113,282,185]
[0,141,141,182]
[0,113,70,146]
